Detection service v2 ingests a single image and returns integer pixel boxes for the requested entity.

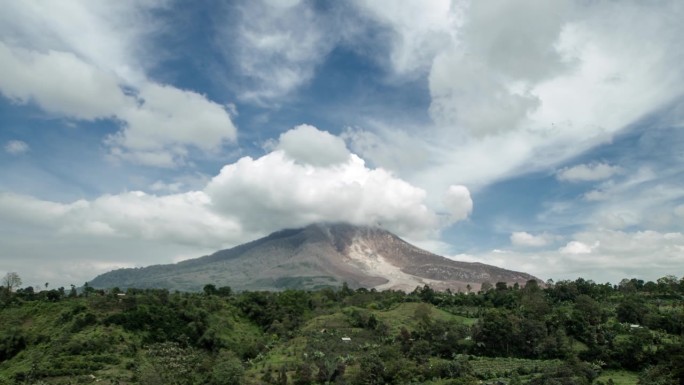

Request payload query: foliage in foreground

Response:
[0,275,683,385]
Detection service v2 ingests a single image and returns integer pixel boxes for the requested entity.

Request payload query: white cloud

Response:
[0,42,129,120]
[583,189,609,202]
[0,2,238,168]
[428,0,572,137]
[675,205,684,218]
[277,124,350,167]
[430,52,542,137]
[596,212,640,230]
[349,0,684,198]
[0,191,243,247]
[0,44,236,168]
[263,0,302,8]
[537,161,684,240]
[4,140,29,155]
[352,0,461,76]
[0,1,163,88]
[510,232,557,248]
[557,162,621,182]
[0,230,216,289]
[466,0,573,82]
[106,83,237,166]
[586,168,684,230]
[456,229,684,283]
[1,1,682,289]
[206,151,438,238]
[206,126,470,237]
[220,1,337,103]
[149,180,183,193]
[343,125,431,174]
[559,241,595,255]
[0,125,454,287]
[443,185,472,223]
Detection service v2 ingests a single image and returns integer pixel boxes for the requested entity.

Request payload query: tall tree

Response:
[2,272,22,292]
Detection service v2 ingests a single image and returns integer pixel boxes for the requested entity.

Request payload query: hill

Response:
[88,223,538,292]
[1,277,683,384]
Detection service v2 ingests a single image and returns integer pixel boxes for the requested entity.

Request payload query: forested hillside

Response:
[1,276,683,385]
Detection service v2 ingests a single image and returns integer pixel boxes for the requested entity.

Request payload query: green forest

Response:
[1,275,683,385]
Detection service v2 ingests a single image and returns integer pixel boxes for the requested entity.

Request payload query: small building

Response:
[341,337,351,342]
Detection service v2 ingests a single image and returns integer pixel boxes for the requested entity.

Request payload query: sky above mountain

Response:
[1,0,683,289]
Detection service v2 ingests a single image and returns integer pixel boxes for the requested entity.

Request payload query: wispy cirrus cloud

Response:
[510,232,559,248]
[352,0,462,77]
[557,162,621,183]
[4,140,29,155]
[216,1,339,104]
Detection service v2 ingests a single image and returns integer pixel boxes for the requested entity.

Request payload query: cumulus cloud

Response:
[207,127,463,238]
[0,188,246,287]
[348,1,684,197]
[106,83,237,166]
[277,124,351,166]
[430,52,542,137]
[510,232,557,248]
[0,43,236,167]
[2,1,682,290]
[0,3,238,167]
[559,241,596,255]
[454,229,684,283]
[557,162,621,182]
[0,125,468,286]
[0,191,243,247]
[428,0,571,136]
[443,185,472,223]
[0,42,128,120]
[564,230,683,273]
[206,152,438,237]
[4,140,29,155]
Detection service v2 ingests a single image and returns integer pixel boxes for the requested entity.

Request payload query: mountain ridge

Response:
[89,223,540,292]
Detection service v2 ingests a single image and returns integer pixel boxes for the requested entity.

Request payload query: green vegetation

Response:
[0,275,683,384]
[595,370,639,385]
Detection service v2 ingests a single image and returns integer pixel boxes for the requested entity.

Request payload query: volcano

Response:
[89,223,540,292]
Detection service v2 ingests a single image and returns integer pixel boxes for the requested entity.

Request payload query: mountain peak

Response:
[89,223,540,292]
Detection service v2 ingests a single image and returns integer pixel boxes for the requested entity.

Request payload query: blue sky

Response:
[1,0,683,288]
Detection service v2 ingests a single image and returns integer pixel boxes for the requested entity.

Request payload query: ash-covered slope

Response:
[89,223,540,292]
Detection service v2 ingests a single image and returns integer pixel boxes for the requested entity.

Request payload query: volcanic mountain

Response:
[89,223,540,292]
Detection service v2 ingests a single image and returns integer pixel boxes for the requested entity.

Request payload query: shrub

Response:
[0,331,26,361]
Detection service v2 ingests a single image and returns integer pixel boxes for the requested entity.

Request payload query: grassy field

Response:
[468,356,562,378]
[594,370,639,385]
[375,302,478,331]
